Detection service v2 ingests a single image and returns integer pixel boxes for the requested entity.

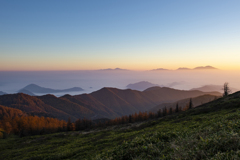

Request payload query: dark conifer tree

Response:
[179,107,182,112]
[175,103,179,113]
[157,109,162,117]
[67,117,72,131]
[169,108,173,114]
[189,98,193,109]
[163,107,167,116]
[129,115,132,123]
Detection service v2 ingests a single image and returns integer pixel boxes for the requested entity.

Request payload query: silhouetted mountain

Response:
[126,81,161,91]
[18,89,35,96]
[150,94,220,112]
[98,68,129,71]
[20,84,84,93]
[166,81,185,88]
[37,94,95,120]
[177,67,191,70]
[143,87,221,104]
[78,87,221,117]
[0,93,116,121]
[0,93,71,120]
[61,94,117,119]
[86,87,154,116]
[193,65,218,70]
[176,66,217,70]
[143,86,162,92]
[0,91,7,95]
[191,84,239,93]
[150,68,169,71]
[0,87,222,121]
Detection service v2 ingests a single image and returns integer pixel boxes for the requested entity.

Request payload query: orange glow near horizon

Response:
[1,52,240,71]
[1,64,240,71]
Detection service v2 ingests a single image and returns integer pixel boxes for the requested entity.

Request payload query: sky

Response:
[1,0,240,71]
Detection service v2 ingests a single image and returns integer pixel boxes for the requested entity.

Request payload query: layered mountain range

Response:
[0,87,221,121]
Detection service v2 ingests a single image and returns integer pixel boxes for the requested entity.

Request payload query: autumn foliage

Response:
[0,98,195,137]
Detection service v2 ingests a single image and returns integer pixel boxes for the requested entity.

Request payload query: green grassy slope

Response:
[1,91,240,160]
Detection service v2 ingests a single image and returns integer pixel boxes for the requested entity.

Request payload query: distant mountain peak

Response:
[18,89,35,96]
[177,67,191,70]
[126,81,161,91]
[143,86,162,92]
[98,68,129,71]
[20,84,84,94]
[193,66,218,70]
[0,91,7,95]
[150,68,169,71]
[190,84,239,93]
[176,66,218,70]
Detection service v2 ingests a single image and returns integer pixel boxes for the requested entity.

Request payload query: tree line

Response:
[71,98,194,131]
[0,98,195,138]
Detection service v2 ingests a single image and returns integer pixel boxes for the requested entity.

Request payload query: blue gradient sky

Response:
[1,0,240,71]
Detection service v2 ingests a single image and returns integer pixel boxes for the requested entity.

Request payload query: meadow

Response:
[1,92,240,159]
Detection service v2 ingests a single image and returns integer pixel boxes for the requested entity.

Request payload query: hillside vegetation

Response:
[1,91,240,159]
[150,94,219,112]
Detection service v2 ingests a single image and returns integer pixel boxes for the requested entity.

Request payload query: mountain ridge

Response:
[20,84,84,94]
[0,87,222,121]
[0,91,7,95]
[191,84,239,93]
[126,81,161,91]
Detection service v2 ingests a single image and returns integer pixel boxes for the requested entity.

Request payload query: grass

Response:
[1,92,240,159]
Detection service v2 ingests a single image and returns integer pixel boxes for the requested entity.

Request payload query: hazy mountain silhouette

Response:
[98,68,129,71]
[193,65,218,70]
[177,66,217,71]
[177,67,191,70]
[20,84,84,93]
[0,87,222,121]
[143,86,162,92]
[126,81,161,91]
[166,81,185,88]
[143,87,221,103]
[18,89,35,96]
[150,94,220,112]
[0,91,7,95]
[191,84,239,93]
[150,68,169,71]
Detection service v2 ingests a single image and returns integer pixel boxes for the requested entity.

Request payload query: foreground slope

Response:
[1,91,240,159]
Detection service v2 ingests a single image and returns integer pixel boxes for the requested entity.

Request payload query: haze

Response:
[0,69,239,96]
